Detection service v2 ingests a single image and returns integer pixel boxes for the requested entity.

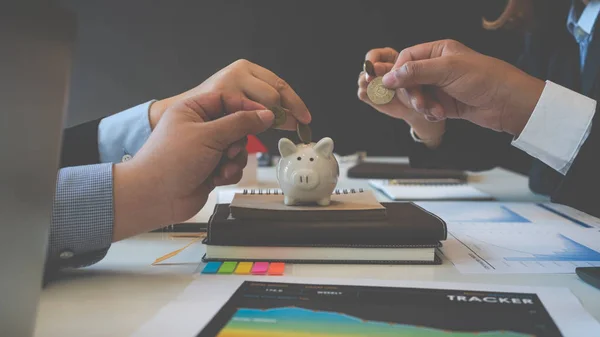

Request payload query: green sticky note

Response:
[218,261,238,274]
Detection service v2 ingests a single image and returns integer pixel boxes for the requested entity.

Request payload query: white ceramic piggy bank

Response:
[276,137,339,206]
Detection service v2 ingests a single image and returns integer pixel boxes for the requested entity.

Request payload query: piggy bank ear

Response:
[314,137,334,159]
[278,138,297,157]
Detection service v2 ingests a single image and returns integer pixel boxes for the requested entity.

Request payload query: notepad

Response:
[229,190,386,221]
[369,179,492,201]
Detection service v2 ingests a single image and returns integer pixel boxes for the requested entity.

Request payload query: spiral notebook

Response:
[218,188,367,204]
[228,189,387,221]
[368,179,493,201]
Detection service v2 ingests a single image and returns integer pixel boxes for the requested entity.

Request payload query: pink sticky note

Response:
[251,262,269,275]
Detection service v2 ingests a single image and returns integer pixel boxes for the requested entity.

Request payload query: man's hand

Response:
[381,39,545,136]
[357,47,446,147]
[112,92,274,241]
[149,59,311,131]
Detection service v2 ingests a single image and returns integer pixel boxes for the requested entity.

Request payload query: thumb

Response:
[204,109,274,149]
[382,57,456,89]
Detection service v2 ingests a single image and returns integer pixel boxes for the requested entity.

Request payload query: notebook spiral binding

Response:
[242,188,365,196]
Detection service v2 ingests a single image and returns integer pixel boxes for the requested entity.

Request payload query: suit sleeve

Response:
[46,102,155,280]
[552,107,600,217]
[409,119,531,175]
[59,118,102,167]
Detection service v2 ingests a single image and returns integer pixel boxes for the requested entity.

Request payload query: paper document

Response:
[131,276,599,337]
[369,179,492,200]
[418,202,600,274]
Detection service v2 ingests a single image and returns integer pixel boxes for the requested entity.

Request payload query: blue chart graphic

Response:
[419,202,530,223]
[504,235,600,262]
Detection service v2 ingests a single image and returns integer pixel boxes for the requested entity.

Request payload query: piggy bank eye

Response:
[310,158,314,161]
[297,157,302,161]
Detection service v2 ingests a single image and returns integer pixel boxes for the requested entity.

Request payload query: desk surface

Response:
[36,159,600,337]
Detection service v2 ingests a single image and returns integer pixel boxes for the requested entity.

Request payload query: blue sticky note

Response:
[202,261,222,274]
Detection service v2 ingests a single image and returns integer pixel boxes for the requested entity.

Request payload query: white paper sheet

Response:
[131,276,599,337]
[417,202,600,274]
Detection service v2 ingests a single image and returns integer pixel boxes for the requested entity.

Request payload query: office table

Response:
[35,159,600,337]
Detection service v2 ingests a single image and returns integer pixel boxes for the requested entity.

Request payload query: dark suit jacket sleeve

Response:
[552,108,600,217]
[59,118,102,167]
[408,119,531,175]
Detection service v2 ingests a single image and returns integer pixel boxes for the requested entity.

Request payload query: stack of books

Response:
[203,189,447,265]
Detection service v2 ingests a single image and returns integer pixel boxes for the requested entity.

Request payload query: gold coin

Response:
[270,106,287,128]
[296,123,312,144]
[363,60,376,77]
[367,77,395,105]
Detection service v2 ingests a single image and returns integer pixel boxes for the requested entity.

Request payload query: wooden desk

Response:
[36,159,600,337]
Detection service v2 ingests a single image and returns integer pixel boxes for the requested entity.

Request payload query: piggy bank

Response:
[276,137,339,206]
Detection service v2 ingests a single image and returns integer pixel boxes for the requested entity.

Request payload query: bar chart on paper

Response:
[417,202,600,274]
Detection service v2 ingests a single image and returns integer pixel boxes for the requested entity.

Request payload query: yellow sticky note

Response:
[234,262,253,275]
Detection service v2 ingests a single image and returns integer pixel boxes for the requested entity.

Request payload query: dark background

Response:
[60,0,523,156]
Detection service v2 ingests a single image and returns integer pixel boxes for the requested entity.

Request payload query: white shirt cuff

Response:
[98,100,156,164]
[511,81,596,175]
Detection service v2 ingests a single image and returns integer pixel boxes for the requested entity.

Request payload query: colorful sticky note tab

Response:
[201,261,222,274]
[267,262,285,275]
[234,262,253,275]
[218,261,238,274]
[251,262,269,275]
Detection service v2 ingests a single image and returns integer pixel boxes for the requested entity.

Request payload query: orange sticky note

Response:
[234,262,253,275]
[267,262,285,275]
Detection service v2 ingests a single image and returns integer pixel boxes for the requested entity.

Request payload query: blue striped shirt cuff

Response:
[49,164,113,267]
[98,100,156,163]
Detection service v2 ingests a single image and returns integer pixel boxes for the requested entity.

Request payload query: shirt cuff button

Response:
[122,154,132,162]
[59,250,74,259]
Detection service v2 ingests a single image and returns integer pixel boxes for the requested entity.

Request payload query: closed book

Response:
[347,162,467,181]
[229,189,386,221]
[203,202,446,264]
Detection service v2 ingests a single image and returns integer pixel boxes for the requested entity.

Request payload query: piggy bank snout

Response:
[291,169,319,190]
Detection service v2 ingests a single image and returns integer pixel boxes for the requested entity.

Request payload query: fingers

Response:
[365,48,398,82]
[241,76,297,130]
[391,39,466,71]
[357,71,369,102]
[247,61,311,124]
[382,57,457,89]
[364,62,395,82]
[170,92,268,123]
[204,109,274,151]
[213,150,248,186]
[373,62,394,77]
[406,86,446,120]
[365,47,399,64]
[226,138,247,159]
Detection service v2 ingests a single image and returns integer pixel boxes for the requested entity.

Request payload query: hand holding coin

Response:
[269,106,288,128]
[363,60,395,105]
[269,105,312,144]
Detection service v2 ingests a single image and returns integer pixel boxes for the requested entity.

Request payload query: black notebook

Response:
[203,202,446,265]
[347,162,467,182]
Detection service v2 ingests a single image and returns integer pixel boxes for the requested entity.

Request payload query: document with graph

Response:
[416,202,600,274]
[197,281,564,337]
